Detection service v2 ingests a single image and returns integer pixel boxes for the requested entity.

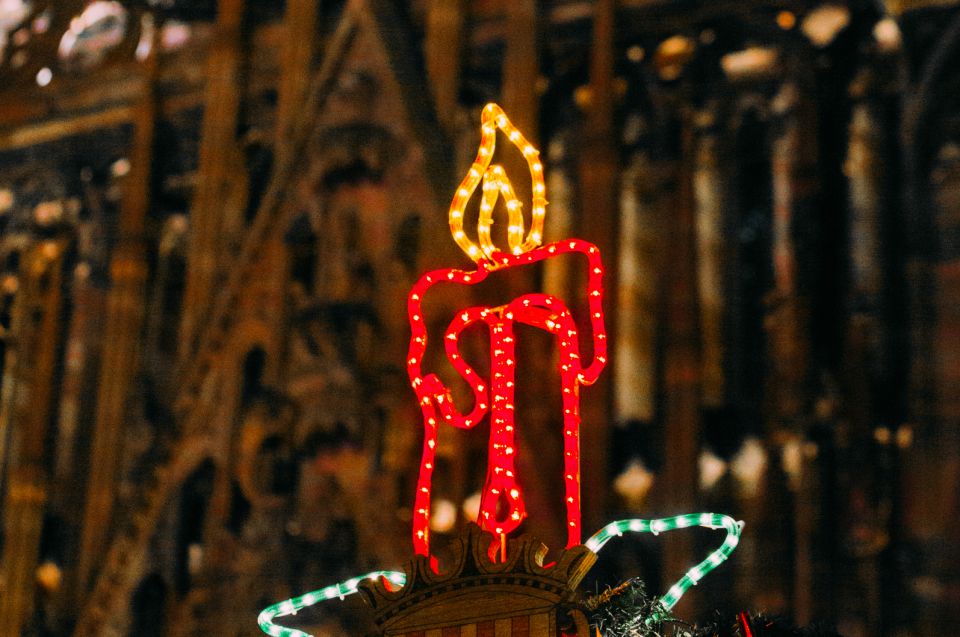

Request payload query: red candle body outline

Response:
[406,240,607,556]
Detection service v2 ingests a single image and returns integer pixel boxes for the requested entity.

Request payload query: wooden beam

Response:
[179,0,248,358]
[75,40,159,600]
[0,241,67,635]
[424,0,465,133]
[577,0,618,533]
[0,106,134,152]
[659,110,701,614]
[276,0,319,151]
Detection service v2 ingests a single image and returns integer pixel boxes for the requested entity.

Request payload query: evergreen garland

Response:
[584,578,673,637]
[584,579,844,637]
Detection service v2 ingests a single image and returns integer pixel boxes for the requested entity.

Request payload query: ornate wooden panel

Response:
[361,525,593,637]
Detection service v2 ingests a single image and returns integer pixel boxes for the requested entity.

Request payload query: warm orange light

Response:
[777,10,796,30]
[449,103,547,263]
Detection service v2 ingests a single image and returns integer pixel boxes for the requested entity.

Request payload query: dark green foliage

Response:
[584,579,843,637]
[584,578,673,637]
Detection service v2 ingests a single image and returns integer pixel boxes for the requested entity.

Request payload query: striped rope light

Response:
[258,514,742,636]
[585,513,744,612]
[257,571,406,637]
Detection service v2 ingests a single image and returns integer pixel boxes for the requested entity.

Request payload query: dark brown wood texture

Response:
[0,1,955,635]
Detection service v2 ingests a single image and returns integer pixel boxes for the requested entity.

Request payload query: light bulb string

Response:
[450,103,547,262]
[585,513,744,613]
[406,238,607,556]
[257,570,406,637]
[258,513,742,637]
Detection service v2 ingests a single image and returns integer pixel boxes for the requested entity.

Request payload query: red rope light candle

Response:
[406,104,608,556]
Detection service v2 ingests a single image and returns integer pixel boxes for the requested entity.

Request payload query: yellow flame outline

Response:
[449,103,547,263]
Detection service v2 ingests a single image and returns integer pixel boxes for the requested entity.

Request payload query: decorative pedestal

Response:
[359,525,596,637]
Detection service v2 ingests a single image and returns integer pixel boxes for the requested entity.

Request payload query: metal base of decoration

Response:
[358,523,596,636]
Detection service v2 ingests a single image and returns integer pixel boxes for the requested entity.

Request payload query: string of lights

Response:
[257,514,743,637]
[406,238,607,555]
[586,513,744,612]
[257,571,406,637]
[449,103,547,262]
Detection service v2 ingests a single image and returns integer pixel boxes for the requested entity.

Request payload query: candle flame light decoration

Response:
[258,104,744,637]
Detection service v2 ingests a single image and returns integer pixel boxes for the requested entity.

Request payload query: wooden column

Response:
[614,151,665,424]
[767,82,816,620]
[659,109,701,614]
[693,108,727,409]
[75,51,158,598]
[0,279,19,505]
[51,264,104,561]
[844,72,901,632]
[767,83,811,429]
[0,240,67,635]
[498,0,563,545]
[53,266,101,494]
[502,0,539,137]
[143,217,187,389]
[577,0,618,533]
[179,0,247,357]
[425,0,465,133]
[899,14,960,633]
[916,125,960,636]
[500,0,540,261]
[276,0,319,153]
[846,82,887,350]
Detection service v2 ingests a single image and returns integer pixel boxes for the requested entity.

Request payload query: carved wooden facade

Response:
[0,1,957,636]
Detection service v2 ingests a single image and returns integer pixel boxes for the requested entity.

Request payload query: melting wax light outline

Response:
[407,239,608,555]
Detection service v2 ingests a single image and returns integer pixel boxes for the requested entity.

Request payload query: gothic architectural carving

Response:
[0,1,957,636]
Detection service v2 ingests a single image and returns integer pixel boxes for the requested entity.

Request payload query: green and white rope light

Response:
[258,570,406,637]
[586,513,744,612]
[258,513,742,637]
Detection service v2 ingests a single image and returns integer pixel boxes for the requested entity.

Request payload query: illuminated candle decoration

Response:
[407,243,607,555]
[258,104,744,637]
[408,104,607,556]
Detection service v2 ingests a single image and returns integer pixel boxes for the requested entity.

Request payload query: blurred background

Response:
[0,0,957,635]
